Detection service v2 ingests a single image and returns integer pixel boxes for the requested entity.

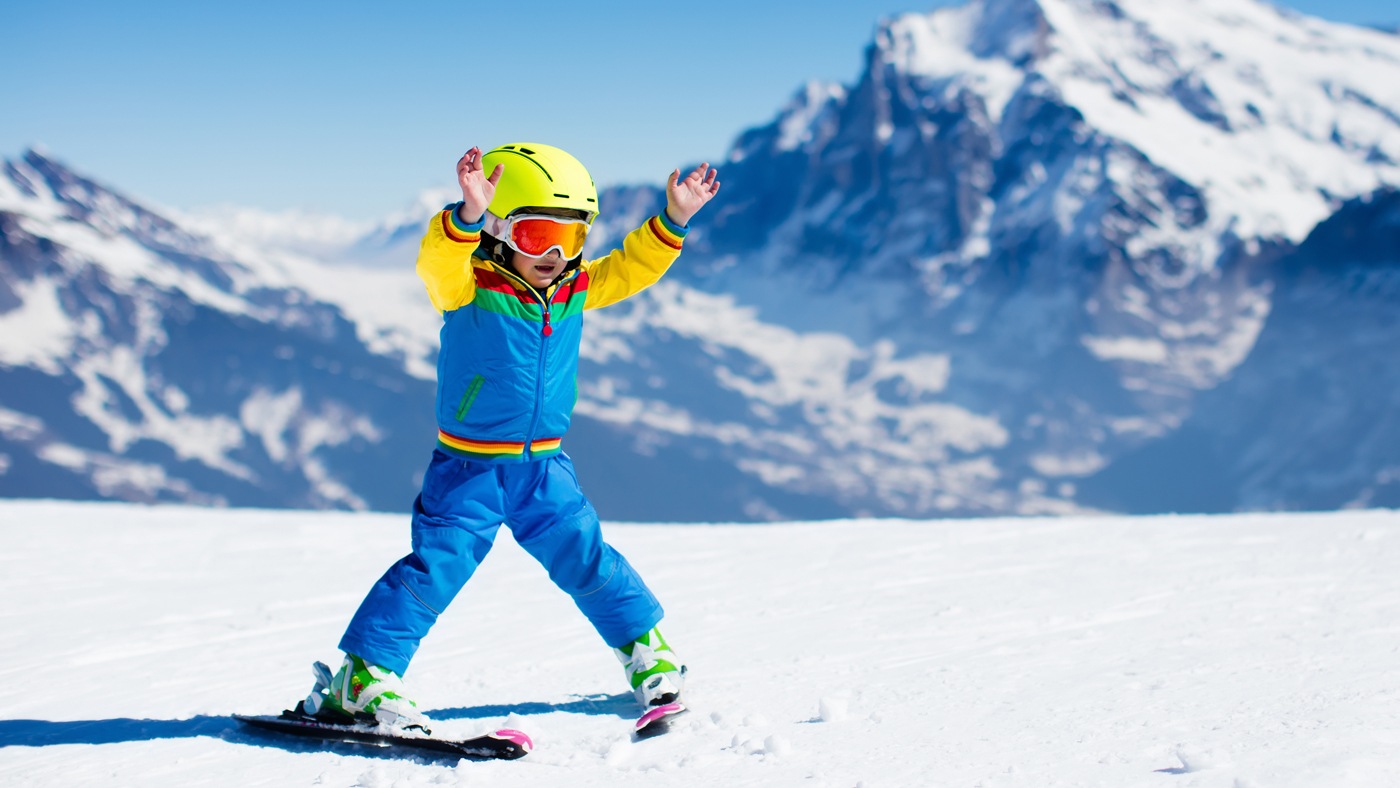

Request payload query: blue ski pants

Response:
[339,450,664,676]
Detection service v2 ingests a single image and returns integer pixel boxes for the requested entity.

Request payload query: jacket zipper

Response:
[491,264,579,459]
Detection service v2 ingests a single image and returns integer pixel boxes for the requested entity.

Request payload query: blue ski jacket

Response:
[416,204,688,462]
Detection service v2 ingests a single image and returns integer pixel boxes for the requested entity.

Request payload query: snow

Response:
[300,265,441,381]
[238,388,304,465]
[573,282,1019,512]
[776,82,848,152]
[1081,334,1171,363]
[860,0,1400,256]
[1032,0,1400,243]
[166,207,445,382]
[24,211,256,318]
[0,277,80,373]
[180,205,371,259]
[879,3,1028,124]
[588,283,999,463]
[1028,449,1106,477]
[1,500,1397,786]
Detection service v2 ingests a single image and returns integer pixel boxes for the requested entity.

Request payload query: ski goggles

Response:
[500,214,590,259]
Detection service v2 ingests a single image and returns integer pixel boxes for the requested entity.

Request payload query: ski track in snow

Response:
[0,500,1397,786]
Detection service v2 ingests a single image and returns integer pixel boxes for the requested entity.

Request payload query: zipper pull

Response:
[542,308,553,337]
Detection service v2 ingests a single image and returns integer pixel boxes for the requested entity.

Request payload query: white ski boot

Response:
[305,654,427,730]
[615,627,687,707]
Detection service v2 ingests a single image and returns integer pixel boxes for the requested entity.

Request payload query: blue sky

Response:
[3,1,1396,220]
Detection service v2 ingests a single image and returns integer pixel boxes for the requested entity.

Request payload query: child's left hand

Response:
[665,163,721,227]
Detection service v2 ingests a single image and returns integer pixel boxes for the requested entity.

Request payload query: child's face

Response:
[503,207,589,289]
[509,249,568,289]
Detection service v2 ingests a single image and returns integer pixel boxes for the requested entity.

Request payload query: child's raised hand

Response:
[458,147,504,223]
[665,163,721,227]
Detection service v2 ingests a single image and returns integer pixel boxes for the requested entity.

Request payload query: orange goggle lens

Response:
[506,215,589,259]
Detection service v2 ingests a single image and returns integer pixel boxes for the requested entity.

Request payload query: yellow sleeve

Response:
[582,213,689,310]
[416,204,484,313]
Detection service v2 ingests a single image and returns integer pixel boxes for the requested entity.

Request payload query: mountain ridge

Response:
[2,0,1398,519]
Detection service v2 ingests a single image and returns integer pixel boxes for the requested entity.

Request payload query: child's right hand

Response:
[457,147,504,223]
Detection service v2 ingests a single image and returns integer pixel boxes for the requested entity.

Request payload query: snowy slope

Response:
[2,500,1398,786]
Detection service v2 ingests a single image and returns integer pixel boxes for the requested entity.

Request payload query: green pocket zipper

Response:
[456,375,485,421]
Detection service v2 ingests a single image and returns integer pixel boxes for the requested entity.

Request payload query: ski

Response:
[633,701,687,738]
[234,702,532,760]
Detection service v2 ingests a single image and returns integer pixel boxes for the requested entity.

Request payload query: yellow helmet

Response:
[481,143,598,225]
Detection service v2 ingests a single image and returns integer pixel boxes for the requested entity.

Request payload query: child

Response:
[309,143,720,729]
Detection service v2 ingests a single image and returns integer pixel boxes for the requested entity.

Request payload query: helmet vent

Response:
[552,193,569,198]
[496,149,553,180]
[519,147,536,154]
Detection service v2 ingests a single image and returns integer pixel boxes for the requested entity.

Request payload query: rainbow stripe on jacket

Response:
[416,205,687,462]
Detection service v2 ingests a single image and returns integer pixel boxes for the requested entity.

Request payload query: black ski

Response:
[234,702,532,760]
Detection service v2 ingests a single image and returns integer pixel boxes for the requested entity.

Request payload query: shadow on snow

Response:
[429,692,635,722]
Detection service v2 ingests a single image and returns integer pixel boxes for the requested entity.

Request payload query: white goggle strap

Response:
[483,211,511,240]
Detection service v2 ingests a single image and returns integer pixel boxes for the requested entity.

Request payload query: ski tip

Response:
[492,728,534,753]
[635,702,687,733]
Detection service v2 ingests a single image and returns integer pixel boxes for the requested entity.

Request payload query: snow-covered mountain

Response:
[1082,188,1400,512]
[2,0,1399,519]
[0,150,441,511]
[575,0,1400,517]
